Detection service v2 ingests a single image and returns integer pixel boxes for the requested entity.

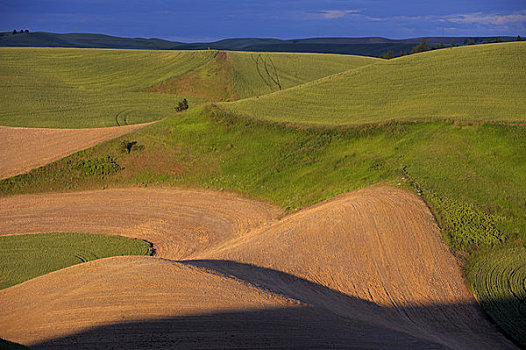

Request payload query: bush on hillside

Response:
[120,140,144,153]
[176,98,189,112]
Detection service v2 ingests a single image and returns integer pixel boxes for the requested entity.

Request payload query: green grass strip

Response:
[0,232,153,289]
[467,246,526,346]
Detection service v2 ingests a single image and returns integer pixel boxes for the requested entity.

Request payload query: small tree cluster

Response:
[380,50,394,59]
[175,98,189,112]
[12,29,29,34]
[516,35,522,41]
[410,40,429,54]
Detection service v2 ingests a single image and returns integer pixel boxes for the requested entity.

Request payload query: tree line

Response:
[380,35,523,60]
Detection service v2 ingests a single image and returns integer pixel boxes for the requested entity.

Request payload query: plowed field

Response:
[0,187,516,349]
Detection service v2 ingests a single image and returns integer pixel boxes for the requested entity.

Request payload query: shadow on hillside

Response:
[30,260,519,350]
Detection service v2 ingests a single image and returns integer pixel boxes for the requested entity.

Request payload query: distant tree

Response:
[399,50,404,57]
[517,35,522,41]
[25,29,29,33]
[411,39,429,54]
[450,41,456,47]
[467,39,475,45]
[12,30,16,34]
[381,50,394,59]
[495,37,502,43]
[439,42,445,49]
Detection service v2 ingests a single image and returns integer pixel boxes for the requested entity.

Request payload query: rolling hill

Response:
[0,47,376,127]
[0,38,524,347]
[223,42,526,125]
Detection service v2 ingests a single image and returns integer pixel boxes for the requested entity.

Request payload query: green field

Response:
[468,246,526,346]
[0,232,153,289]
[0,47,374,128]
[224,42,526,125]
[0,48,215,128]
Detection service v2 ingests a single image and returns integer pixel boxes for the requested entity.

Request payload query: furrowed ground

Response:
[223,42,526,125]
[0,186,515,349]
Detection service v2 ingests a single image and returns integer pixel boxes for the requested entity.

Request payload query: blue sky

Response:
[1,0,525,41]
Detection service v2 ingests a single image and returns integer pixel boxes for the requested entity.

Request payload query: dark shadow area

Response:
[29,260,519,349]
[33,307,440,350]
[0,337,31,350]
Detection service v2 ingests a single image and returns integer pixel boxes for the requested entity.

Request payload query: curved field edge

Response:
[0,232,153,289]
[222,42,526,125]
[467,246,526,346]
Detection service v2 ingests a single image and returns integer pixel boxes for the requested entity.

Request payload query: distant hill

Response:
[0,32,181,50]
[0,31,517,56]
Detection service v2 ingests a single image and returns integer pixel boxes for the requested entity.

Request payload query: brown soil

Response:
[147,52,236,102]
[0,186,517,349]
[0,123,151,180]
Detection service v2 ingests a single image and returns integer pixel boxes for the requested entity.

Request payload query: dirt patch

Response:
[147,52,236,102]
[0,186,516,349]
[0,123,151,180]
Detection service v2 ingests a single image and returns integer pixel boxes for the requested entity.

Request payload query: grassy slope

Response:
[0,232,152,289]
[228,51,378,99]
[0,48,216,128]
[224,42,526,125]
